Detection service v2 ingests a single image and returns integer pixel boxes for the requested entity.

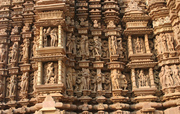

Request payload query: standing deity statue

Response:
[94,36,101,56]
[156,35,163,54]
[22,41,29,61]
[135,37,143,53]
[11,42,18,62]
[50,28,58,46]
[172,65,180,86]
[138,70,149,87]
[111,71,121,89]
[166,34,174,51]
[80,35,89,57]
[109,36,118,55]
[66,33,73,53]
[81,68,90,90]
[66,72,73,89]
[161,34,168,52]
[9,75,16,97]
[43,28,50,47]
[20,72,28,93]
[121,74,127,90]
[97,73,103,91]
[46,62,55,84]
[33,37,39,57]
[0,44,6,62]
[159,67,165,88]
[164,65,173,87]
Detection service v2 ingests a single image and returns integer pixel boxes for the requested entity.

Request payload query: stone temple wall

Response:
[0,0,180,114]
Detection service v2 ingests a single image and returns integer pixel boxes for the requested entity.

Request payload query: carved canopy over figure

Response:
[20,72,28,94]
[0,44,6,62]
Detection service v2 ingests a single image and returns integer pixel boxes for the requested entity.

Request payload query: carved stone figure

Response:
[22,23,30,32]
[21,41,29,61]
[11,42,18,62]
[135,37,143,53]
[66,72,73,89]
[81,68,90,90]
[111,71,121,90]
[20,72,28,93]
[79,18,88,27]
[50,28,58,46]
[11,26,19,35]
[94,36,101,56]
[121,74,127,90]
[97,73,103,91]
[138,70,149,87]
[159,67,165,88]
[66,33,73,53]
[93,20,100,28]
[33,37,39,57]
[46,62,55,84]
[166,34,174,51]
[9,75,16,97]
[80,35,89,57]
[109,36,117,55]
[172,65,180,86]
[107,20,116,28]
[43,27,50,47]
[164,65,173,87]
[0,44,6,62]
[161,34,168,52]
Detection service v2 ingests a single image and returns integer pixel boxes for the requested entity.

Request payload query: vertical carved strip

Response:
[39,27,43,48]
[37,62,42,85]
[145,34,150,53]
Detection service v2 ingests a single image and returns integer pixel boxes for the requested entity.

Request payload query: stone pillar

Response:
[128,35,133,56]
[149,68,155,88]
[145,34,151,53]
[37,62,42,85]
[58,25,62,48]
[131,68,137,90]
[39,27,43,48]
[58,60,62,84]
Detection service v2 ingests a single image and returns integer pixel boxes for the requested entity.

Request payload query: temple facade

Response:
[0,0,180,113]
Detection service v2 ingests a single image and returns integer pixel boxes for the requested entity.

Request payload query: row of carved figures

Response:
[159,65,180,89]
